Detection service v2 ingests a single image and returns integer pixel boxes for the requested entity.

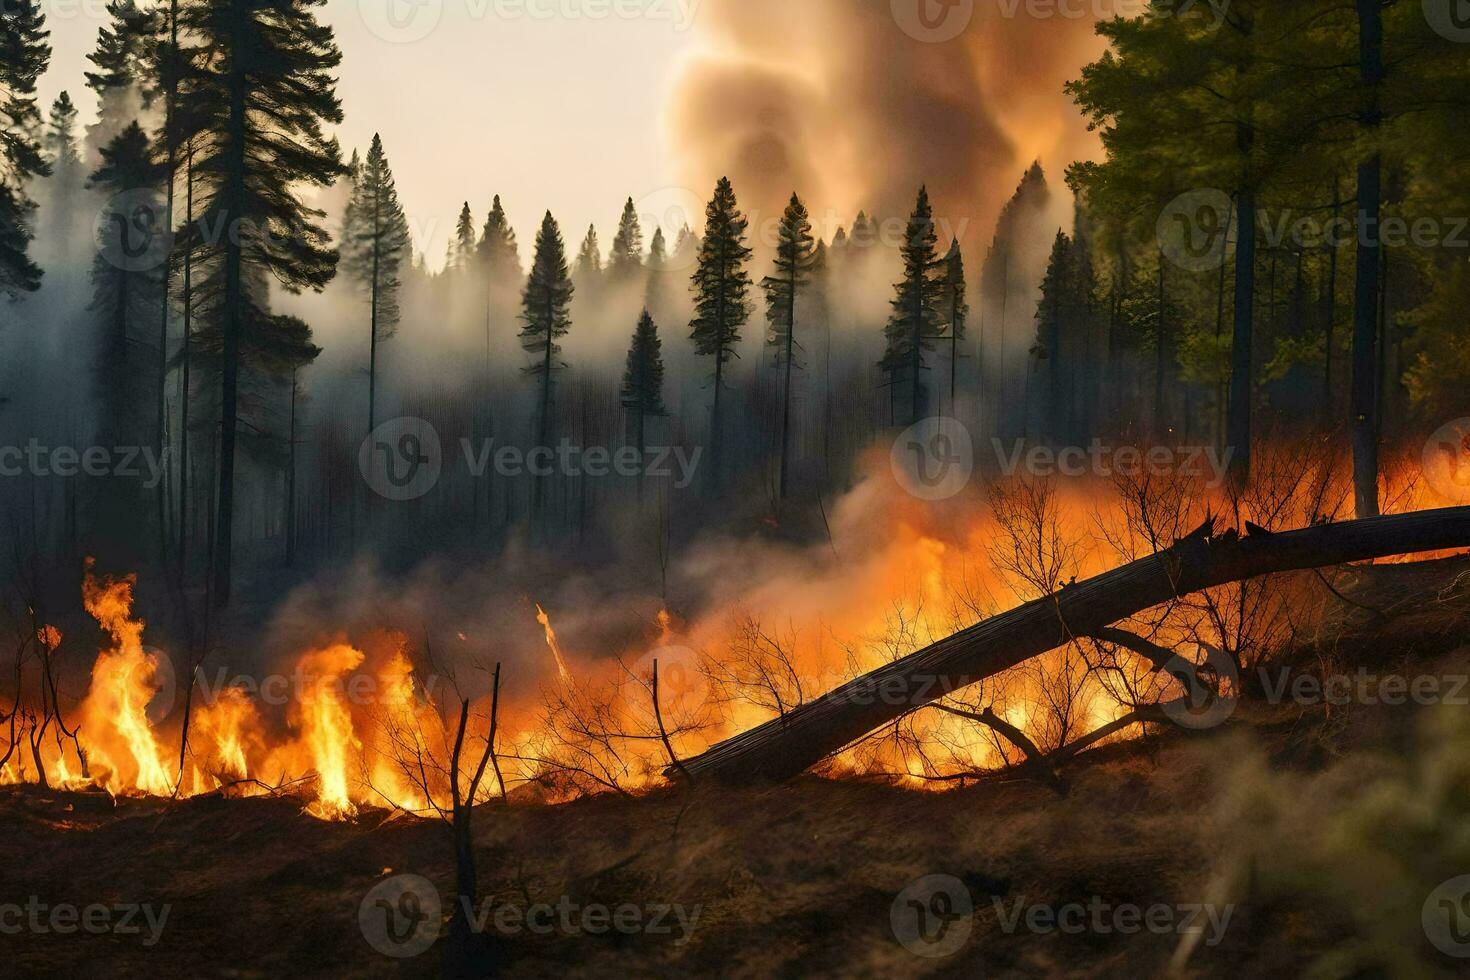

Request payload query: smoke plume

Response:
[668,0,1104,246]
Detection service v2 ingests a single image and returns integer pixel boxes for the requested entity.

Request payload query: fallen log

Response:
[673,507,1470,785]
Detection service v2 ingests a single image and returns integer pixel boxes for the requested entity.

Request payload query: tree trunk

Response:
[1351,0,1383,518]
[213,11,249,607]
[779,265,796,502]
[1226,187,1256,488]
[672,507,1470,785]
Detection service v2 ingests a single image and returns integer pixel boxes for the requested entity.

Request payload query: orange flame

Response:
[294,644,364,821]
[535,603,573,685]
[80,570,173,797]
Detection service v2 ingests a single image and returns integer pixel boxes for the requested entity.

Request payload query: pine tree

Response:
[175,0,345,605]
[689,177,752,482]
[979,163,1052,439]
[90,123,163,454]
[574,223,602,299]
[608,197,645,282]
[643,226,669,317]
[520,211,574,516]
[943,238,969,405]
[83,0,158,165]
[343,134,411,434]
[1033,231,1072,441]
[0,0,51,298]
[44,92,82,182]
[672,224,698,270]
[338,149,361,244]
[621,310,666,498]
[38,92,85,268]
[883,186,948,427]
[449,202,476,272]
[761,193,818,501]
[477,194,520,287]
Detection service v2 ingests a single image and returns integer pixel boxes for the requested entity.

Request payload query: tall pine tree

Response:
[448,201,476,272]
[608,196,644,282]
[621,310,666,502]
[761,193,817,501]
[83,0,157,166]
[943,238,969,406]
[44,92,81,183]
[689,177,751,482]
[343,133,411,434]
[175,0,345,605]
[0,0,50,298]
[89,123,163,505]
[883,186,947,427]
[520,211,574,516]
[477,194,520,287]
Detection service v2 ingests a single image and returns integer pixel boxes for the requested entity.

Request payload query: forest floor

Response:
[3,558,1470,979]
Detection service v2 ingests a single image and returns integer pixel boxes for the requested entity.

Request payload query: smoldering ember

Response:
[2,3,1470,978]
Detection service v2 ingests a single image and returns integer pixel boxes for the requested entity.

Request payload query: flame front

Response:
[3,449,1446,814]
[296,645,364,821]
[80,570,172,797]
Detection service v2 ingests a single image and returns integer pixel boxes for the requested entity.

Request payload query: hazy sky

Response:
[38,1,697,269]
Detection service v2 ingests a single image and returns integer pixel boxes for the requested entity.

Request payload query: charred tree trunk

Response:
[673,507,1470,785]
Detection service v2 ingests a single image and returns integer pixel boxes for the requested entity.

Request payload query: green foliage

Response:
[1262,333,1324,385]
[621,310,666,419]
[478,194,521,286]
[575,223,601,280]
[883,186,948,424]
[608,196,644,281]
[45,92,81,178]
[84,0,158,100]
[342,134,411,341]
[762,193,818,370]
[449,202,476,272]
[0,0,51,296]
[689,177,752,371]
[520,211,574,377]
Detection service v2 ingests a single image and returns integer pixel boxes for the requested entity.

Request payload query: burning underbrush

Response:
[0,439,1460,820]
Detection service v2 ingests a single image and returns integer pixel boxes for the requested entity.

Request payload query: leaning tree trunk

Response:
[673,507,1470,785]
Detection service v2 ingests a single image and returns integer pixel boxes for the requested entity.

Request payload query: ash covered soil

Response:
[4,558,1470,979]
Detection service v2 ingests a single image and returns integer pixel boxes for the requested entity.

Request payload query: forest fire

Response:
[5,450,1455,819]
[7,1,1470,971]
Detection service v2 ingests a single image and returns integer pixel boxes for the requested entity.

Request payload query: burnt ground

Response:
[3,558,1470,979]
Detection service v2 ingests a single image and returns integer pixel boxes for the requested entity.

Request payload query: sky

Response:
[37,0,698,269]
